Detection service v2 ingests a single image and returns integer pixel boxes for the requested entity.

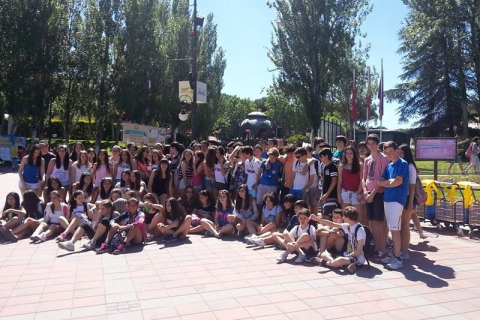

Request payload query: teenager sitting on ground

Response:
[0,191,45,242]
[97,197,145,254]
[245,192,283,244]
[201,189,235,238]
[29,191,68,243]
[274,208,316,263]
[310,206,366,273]
[156,197,191,242]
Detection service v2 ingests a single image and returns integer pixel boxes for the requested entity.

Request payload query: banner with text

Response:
[122,123,166,145]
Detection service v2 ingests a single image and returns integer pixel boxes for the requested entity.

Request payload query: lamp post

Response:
[191,0,198,140]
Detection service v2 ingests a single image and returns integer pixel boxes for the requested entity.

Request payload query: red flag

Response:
[366,67,372,119]
[351,70,357,122]
[378,60,384,120]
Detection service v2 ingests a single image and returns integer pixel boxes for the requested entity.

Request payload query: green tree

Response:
[267,0,371,137]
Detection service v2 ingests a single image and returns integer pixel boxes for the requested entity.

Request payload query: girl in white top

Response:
[30,191,69,242]
[115,169,132,194]
[46,145,72,189]
[93,150,112,186]
[55,190,94,243]
[113,149,132,184]
[70,150,92,184]
[398,144,426,259]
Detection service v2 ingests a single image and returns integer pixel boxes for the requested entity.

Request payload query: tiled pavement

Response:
[1,172,480,320]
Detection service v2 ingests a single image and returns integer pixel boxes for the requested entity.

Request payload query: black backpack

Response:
[354,224,374,269]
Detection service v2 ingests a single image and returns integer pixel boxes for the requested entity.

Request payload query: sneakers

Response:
[347,262,357,274]
[381,254,395,264]
[400,252,410,260]
[215,232,223,239]
[204,230,212,237]
[251,238,266,247]
[386,257,403,270]
[276,251,289,262]
[294,253,305,263]
[419,231,428,239]
[307,257,323,266]
[146,233,155,242]
[163,235,177,242]
[374,250,388,261]
[38,232,47,242]
[58,241,75,252]
[96,242,109,254]
[0,228,18,243]
[82,240,96,250]
[113,243,126,255]
[55,233,67,242]
[244,234,257,244]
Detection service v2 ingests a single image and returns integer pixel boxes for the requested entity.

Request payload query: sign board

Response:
[178,81,207,104]
[122,123,166,145]
[415,137,457,161]
[0,135,27,161]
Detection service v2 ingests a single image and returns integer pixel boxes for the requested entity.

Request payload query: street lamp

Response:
[179,109,189,122]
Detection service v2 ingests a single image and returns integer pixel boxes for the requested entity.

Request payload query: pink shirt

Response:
[363,153,389,193]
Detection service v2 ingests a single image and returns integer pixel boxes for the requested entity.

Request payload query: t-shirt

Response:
[216,205,234,223]
[289,224,316,240]
[42,152,55,172]
[259,160,282,186]
[340,222,366,265]
[263,205,282,223]
[292,161,315,190]
[333,149,344,161]
[321,162,338,200]
[244,158,261,189]
[407,163,417,195]
[194,203,216,220]
[286,214,317,231]
[363,153,389,193]
[382,158,410,205]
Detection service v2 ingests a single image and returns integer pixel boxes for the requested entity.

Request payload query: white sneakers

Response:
[251,238,266,247]
[82,240,96,250]
[386,258,403,270]
[276,252,288,262]
[58,241,75,252]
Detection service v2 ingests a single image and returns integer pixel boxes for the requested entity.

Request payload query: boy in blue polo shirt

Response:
[378,141,409,270]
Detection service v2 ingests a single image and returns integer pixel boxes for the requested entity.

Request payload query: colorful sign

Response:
[122,123,166,144]
[178,81,207,104]
[0,135,27,161]
[415,138,457,161]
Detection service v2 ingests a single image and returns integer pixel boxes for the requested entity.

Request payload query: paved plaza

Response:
[1,172,480,320]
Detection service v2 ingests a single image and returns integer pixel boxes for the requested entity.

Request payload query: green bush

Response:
[286,134,310,146]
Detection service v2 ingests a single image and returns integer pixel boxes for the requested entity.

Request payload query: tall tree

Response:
[267,0,371,137]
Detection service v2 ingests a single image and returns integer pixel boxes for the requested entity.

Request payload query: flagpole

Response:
[366,67,370,136]
[380,59,384,142]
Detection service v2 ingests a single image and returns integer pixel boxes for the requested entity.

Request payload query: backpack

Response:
[354,224,374,269]
[109,230,126,252]
[414,177,427,204]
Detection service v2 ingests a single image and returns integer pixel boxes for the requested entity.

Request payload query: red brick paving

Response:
[1,172,480,319]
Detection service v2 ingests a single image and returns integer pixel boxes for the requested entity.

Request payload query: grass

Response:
[417,160,480,184]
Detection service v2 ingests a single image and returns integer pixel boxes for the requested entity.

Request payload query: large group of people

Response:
[0,134,427,271]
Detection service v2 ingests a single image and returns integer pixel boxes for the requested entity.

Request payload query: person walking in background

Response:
[463,136,479,174]
[447,136,468,175]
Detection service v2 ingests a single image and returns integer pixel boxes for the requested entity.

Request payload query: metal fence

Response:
[318,119,346,147]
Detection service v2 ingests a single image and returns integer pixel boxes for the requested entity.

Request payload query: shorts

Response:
[307,187,319,206]
[219,220,229,227]
[341,189,361,205]
[256,184,278,204]
[214,182,227,191]
[191,214,201,227]
[403,196,417,210]
[290,189,303,201]
[366,192,385,222]
[19,181,39,190]
[178,179,186,189]
[144,213,155,225]
[204,177,212,189]
[450,155,462,164]
[322,201,338,217]
[384,201,403,231]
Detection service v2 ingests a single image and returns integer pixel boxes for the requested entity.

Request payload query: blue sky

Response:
[199,0,411,129]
